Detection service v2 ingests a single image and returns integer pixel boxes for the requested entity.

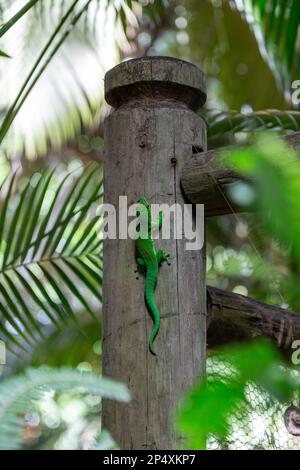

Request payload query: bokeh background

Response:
[0,0,300,450]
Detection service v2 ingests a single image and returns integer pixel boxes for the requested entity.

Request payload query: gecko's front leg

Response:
[156,249,170,266]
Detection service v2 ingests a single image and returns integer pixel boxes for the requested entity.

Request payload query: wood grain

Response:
[207,286,300,354]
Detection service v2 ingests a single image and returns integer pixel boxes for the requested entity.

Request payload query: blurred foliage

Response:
[0,0,39,41]
[0,0,166,158]
[222,135,300,310]
[205,109,300,141]
[152,0,286,110]
[178,340,300,450]
[1,0,300,451]
[236,0,300,92]
[224,135,300,262]
[29,320,102,372]
[0,0,125,157]
[0,365,129,450]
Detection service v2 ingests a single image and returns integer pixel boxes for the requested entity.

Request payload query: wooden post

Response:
[102,57,207,450]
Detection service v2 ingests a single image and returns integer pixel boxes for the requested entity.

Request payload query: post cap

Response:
[105,56,207,111]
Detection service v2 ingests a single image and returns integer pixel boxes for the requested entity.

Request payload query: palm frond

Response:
[0,0,141,158]
[206,109,300,139]
[0,50,11,57]
[0,366,130,450]
[0,0,40,39]
[0,0,92,148]
[0,163,103,352]
[235,0,300,91]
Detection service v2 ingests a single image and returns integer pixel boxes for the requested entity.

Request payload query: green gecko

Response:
[135,197,170,355]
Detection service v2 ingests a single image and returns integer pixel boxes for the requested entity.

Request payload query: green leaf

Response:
[62,258,102,300]
[0,172,16,249]
[39,264,80,327]
[14,269,61,330]
[0,0,140,157]
[2,177,32,268]
[3,273,45,340]
[20,169,55,262]
[30,170,73,260]
[237,1,300,90]
[41,164,99,257]
[0,0,40,39]
[50,261,98,321]
[0,0,88,146]
[223,134,300,263]
[59,176,103,255]
[177,340,300,450]
[0,49,11,58]
[206,109,300,140]
[24,266,69,327]
[0,281,35,347]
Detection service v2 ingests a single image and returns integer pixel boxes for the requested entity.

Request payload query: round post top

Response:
[105,56,207,111]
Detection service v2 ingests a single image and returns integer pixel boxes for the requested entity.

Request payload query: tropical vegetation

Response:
[0,0,300,450]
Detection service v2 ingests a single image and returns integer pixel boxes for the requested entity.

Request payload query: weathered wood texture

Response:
[207,286,300,352]
[102,57,207,450]
[181,131,300,216]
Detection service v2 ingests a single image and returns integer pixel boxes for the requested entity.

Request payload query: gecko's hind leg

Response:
[156,250,170,266]
[135,257,146,277]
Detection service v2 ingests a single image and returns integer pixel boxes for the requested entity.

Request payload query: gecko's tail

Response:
[149,319,160,356]
[145,271,160,356]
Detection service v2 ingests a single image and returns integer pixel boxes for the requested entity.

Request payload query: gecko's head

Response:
[137,197,149,209]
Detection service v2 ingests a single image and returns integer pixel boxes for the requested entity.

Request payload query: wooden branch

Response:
[207,286,300,352]
[181,132,300,217]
